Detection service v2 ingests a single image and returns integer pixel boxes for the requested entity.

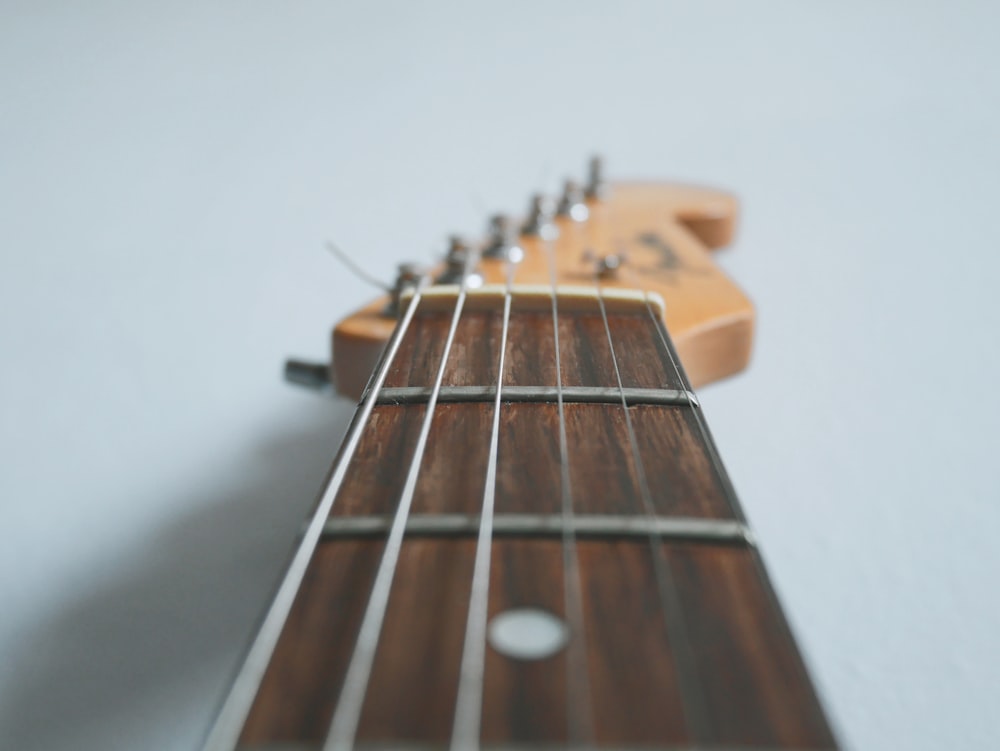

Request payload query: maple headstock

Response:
[330,168,753,400]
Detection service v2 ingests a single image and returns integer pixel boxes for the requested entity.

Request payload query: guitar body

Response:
[204,162,837,750]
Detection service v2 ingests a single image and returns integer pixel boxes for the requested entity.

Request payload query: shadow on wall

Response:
[0,395,356,751]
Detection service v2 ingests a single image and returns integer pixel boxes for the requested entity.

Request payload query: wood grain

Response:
[238,538,835,748]
[502,311,558,387]
[229,273,836,749]
[553,308,617,388]
[328,405,426,518]
[411,403,492,515]
[326,401,736,522]
[576,539,690,745]
[631,404,735,518]
[495,403,563,515]
[384,301,691,393]
[481,540,568,744]
[356,539,476,744]
[238,540,383,746]
[382,311,451,388]
[665,543,838,748]
[611,312,687,390]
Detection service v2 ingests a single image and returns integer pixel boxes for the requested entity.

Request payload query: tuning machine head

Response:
[383,262,425,316]
[521,194,558,240]
[435,235,483,288]
[557,179,589,222]
[483,214,524,262]
[585,155,608,200]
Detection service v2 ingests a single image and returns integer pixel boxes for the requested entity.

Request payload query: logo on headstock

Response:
[631,232,705,282]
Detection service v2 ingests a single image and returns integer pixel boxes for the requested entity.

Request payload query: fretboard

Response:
[207,286,837,750]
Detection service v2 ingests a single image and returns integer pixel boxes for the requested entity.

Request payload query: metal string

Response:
[323,266,476,750]
[613,215,739,521]
[325,241,392,292]
[201,275,431,751]
[644,298,747,523]
[592,274,712,739]
[449,257,518,749]
[599,201,755,738]
[576,190,722,737]
[543,226,596,747]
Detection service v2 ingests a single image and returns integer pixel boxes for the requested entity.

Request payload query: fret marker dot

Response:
[487,608,569,660]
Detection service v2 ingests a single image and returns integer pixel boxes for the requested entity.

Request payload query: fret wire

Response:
[324,271,473,750]
[200,277,431,751]
[545,231,595,747]
[320,513,754,543]
[595,283,712,739]
[373,384,698,407]
[449,267,515,748]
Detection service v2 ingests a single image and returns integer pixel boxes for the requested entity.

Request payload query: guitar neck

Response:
[208,285,836,750]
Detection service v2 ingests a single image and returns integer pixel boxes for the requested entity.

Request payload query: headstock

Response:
[329,159,753,399]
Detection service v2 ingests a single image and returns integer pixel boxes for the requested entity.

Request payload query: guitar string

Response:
[206,193,734,750]
[543,221,596,748]
[591,265,712,740]
[606,217,736,515]
[323,260,475,751]
[449,253,517,749]
[639,221,747,525]
[200,275,431,751]
[603,203,740,737]
[644,287,839,741]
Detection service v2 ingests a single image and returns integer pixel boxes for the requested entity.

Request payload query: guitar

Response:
[203,158,838,750]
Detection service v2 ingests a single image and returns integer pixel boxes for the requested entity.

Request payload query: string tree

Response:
[582,248,627,279]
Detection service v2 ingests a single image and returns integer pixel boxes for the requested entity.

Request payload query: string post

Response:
[384,263,426,317]
[436,236,483,288]
[521,193,558,240]
[557,179,590,222]
[582,248,628,279]
[585,154,608,200]
[482,214,524,263]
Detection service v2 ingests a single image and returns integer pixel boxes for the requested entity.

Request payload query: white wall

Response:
[1,2,998,749]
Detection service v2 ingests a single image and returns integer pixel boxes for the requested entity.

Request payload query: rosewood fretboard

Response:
[210,287,836,750]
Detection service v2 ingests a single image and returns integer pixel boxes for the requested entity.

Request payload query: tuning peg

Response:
[482,214,525,262]
[437,236,469,282]
[521,194,558,239]
[436,236,484,288]
[284,359,332,391]
[585,155,608,200]
[557,179,589,221]
[383,262,424,316]
[447,235,471,263]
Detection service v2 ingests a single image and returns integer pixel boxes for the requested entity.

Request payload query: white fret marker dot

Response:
[487,608,569,660]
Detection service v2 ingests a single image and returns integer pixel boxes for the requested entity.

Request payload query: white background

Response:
[2,2,998,749]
